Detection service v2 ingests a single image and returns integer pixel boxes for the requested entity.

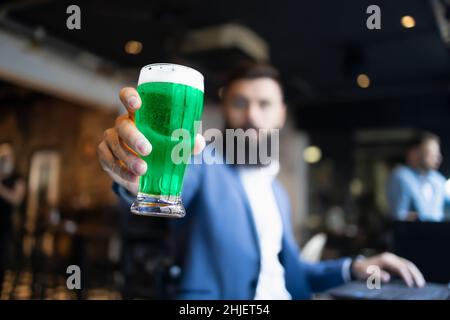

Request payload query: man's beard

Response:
[420,162,438,172]
[222,122,279,167]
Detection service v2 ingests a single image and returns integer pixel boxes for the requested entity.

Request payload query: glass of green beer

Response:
[130,63,204,217]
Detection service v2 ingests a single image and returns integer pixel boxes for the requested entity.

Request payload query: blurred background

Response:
[1,0,450,299]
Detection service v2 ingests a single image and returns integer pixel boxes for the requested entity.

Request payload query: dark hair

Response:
[406,131,440,150]
[221,62,284,98]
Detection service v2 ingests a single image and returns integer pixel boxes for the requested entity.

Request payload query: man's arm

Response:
[302,258,349,293]
[276,183,353,293]
[386,170,415,220]
[442,175,450,206]
[112,182,134,207]
[302,252,425,294]
[0,179,25,207]
[445,193,450,206]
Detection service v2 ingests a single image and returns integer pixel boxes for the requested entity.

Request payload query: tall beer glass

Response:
[131,63,204,217]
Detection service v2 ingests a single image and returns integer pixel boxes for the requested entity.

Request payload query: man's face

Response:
[0,144,14,176]
[419,139,442,170]
[221,78,286,132]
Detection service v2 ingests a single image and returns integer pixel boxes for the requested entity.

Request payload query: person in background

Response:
[0,143,26,295]
[98,63,425,299]
[387,132,449,222]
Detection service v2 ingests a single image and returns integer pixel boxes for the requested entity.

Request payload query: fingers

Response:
[394,264,414,288]
[193,133,206,155]
[97,140,137,183]
[104,128,147,175]
[380,253,425,288]
[380,270,391,283]
[404,260,426,287]
[119,87,142,114]
[115,114,152,156]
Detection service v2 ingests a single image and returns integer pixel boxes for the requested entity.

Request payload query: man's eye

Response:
[232,97,248,109]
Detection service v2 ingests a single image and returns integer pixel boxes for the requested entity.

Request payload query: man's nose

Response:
[246,103,260,127]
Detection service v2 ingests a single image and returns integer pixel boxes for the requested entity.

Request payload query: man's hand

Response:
[97,87,205,195]
[351,252,425,287]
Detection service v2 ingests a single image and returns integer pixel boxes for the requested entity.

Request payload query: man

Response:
[98,63,425,299]
[387,132,448,222]
[0,143,25,295]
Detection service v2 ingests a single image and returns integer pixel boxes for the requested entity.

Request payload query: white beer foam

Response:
[138,63,204,92]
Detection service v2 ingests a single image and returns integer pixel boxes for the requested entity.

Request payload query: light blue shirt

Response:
[387,165,449,221]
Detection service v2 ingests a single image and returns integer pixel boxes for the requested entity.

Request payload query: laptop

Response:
[327,280,450,300]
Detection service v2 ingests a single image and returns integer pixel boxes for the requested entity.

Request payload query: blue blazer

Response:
[116,160,347,299]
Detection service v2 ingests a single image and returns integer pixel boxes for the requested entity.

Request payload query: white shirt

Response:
[238,161,292,300]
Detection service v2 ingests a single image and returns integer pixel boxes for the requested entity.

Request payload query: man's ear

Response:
[218,87,224,100]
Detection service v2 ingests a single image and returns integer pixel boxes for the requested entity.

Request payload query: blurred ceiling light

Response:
[356,73,370,88]
[124,40,143,55]
[401,15,416,28]
[303,146,322,164]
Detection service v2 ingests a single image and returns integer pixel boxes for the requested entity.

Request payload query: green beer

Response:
[131,63,204,217]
